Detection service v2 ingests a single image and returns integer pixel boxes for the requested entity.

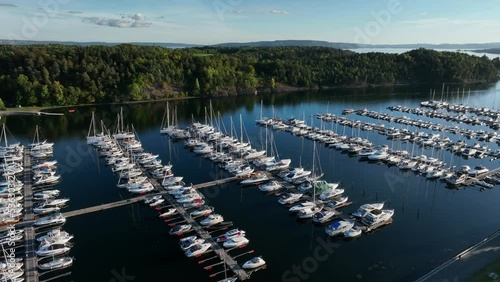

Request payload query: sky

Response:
[1,0,500,45]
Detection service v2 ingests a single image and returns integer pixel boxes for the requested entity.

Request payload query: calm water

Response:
[350,48,500,59]
[3,82,500,282]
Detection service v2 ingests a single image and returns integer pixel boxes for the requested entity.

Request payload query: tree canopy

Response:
[0,44,498,107]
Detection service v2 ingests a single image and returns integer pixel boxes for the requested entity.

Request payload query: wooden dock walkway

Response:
[464,167,500,186]
[147,176,250,281]
[62,175,238,218]
[23,150,38,282]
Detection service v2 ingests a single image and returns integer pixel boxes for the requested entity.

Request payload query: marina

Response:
[0,83,499,281]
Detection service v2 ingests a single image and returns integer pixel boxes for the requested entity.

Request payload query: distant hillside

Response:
[0,40,197,48]
[214,40,359,49]
[474,48,500,55]
[3,39,500,50]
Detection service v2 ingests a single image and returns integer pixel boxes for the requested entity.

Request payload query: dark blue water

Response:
[3,82,500,282]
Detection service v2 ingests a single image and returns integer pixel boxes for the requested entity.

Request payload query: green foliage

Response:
[0,45,497,107]
[0,98,5,110]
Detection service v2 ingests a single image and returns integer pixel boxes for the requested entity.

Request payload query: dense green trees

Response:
[0,45,498,107]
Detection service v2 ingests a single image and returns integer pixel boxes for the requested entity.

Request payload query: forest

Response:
[0,44,498,107]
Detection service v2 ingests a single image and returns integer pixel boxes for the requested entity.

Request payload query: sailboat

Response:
[113,107,135,140]
[86,111,104,144]
[298,141,323,219]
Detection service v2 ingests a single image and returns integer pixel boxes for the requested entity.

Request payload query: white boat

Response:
[33,206,61,215]
[38,257,73,271]
[36,244,71,257]
[288,201,316,213]
[283,167,311,183]
[352,202,385,218]
[242,257,266,269]
[128,182,155,194]
[325,220,355,236]
[468,165,489,176]
[162,176,184,187]
[278,193,303,205]
[143,195,162,204]
[36,229,73,243]
[190,206,214,217]
[223,236,249,248]
[180,236,205,251]
[185,243,211,257]
[159,208,177,218]
[367,150,389,161]
[34,213,66,227]
[318,188,344,201]
[169,224,192,235]
[216,229,246,243]
[149,198,165,207]
[258,181,282,192]
[361,209,394,226]
[43,198,70,207]
[344,226,363,238]
[298,205,323,219]
[324,196,349,209]
[312,209,340,224]
[200,214,224,226]
[240,173,269,185]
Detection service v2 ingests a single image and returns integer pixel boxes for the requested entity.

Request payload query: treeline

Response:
[0,44,498,107]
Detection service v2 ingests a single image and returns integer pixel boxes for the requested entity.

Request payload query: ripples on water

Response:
[3,82,499,281]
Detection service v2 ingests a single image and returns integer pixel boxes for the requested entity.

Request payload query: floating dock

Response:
[463,167,500,186]
[23,149,38,282]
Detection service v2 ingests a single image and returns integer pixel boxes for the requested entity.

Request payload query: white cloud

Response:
[84,13,151,28]
[269,10,288,15]
[232,9,244,14]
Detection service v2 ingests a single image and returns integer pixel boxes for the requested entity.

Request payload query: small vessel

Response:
[169,224,192,236]
[344,226,363,238]
[35,243,71,257]
[185,243,211,257]
[216,229,246,243]
[190,205,214,217]
[34,213,66,227]
[324,196,349,209]
[258,181,282,192]
[149,198,165,207]
[361,209,394,226]
[38,256,73,271]
[312,210,340,224]
[278,192,303,205]
[289,201,316,213]
[223,236,249,248]
[200,214,224,226]
[143,195,162,204]
[298,205,323,219]
[352,202,384,218]
[180,236,205,251]
[325,220,355,236]
[242,257,266,269]
[468,165,489,176]
[240,172,269,186]
[159,208,177,218]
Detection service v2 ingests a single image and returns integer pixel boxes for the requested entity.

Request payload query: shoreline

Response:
[0,80,496,115]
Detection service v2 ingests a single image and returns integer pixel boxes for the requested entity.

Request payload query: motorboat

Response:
[128,182,155,194]
[223,236,249,248]
[216,229,246,243]
[183,199,205,209]
[344,226,363,238]
[298,205,323,219]
[200,214,224,226]
[318,188,344,201]
[180,236,205,251]
[143,195,162,205]
[42,198,70,207]
[288,201,316,213]
[190,205,214,217]
[283,167,311,183]
[361,209,394,226]
[352,202,384,218]
[33,205,61,215]
[324,196,349,209]
[162,176,184,187]
[185,243,211,257]
[312,209,340,224]
[258,181,282,192]
[37,229,73,244]
[278,193,303,205]
[177,193,203,204]
[34,213,66,227]
[242,257,266,269]
[159,208,177,218]
[169,224,192,236]
[38,257,73,271]
[149,198,165,207]
[240,173,269,186]
[35,243,71,257]
[468,165,489,176]
[325,220,355,236]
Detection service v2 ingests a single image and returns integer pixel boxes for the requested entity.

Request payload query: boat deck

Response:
[23,150,38,282]
[61,175,238,218]
[463,167,500,186]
